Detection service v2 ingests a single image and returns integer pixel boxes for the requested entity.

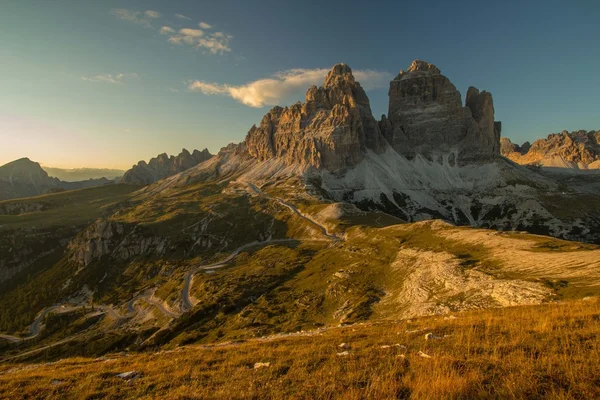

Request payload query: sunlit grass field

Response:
[1,298,599,399]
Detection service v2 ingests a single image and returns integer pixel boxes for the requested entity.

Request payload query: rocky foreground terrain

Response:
[1,60,600,363]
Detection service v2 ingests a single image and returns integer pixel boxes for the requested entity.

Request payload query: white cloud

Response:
[81,73,139,84]
[112,8,161,28]
[179,28,204,37]
[166,29,232,54]
[113,9,231,55]
[144,10,161,19]
[159,26,175,34]
[188,68,392,108]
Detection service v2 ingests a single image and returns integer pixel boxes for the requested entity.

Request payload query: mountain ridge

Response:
[121,148,213,185]
[501,130,600,169]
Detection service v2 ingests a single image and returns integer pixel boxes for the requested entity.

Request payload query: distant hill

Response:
[42,167,124,182]
[121,148,213,184]
[0,158,114,201]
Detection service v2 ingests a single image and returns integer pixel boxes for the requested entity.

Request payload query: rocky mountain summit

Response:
[501,130,600,169]
[245,63,386,170]
[122,148,213,184]
[244,60,501,171]
[382,60,501,163]
[0,158,112,201]
[159,60,599,243]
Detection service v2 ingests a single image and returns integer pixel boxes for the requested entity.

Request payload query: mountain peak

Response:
[324,63,354,86]
[245,62,385,170]
[395,60,441,80]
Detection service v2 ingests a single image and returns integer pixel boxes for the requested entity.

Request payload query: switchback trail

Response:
[181,238,303,312]
[246,182,340,240]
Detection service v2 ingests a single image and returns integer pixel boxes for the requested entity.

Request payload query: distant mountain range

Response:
[0,149,215,201]
[501,130,600,169]
[0,158,113,201]
[42,167,124,182]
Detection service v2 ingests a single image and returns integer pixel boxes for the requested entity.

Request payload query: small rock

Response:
[424,332,442,340]
[417,351,432,359]
[51,380,63,386]
[254,362,270,369]
[337,351,350,356]
[116,371,141,380]
[443,315,457,320]
[380,345,391,349]
[338,343,349,349]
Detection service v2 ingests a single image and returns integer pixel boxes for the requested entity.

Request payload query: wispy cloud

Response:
[81,73,139,84]
[188,68,392,108]
[159,26,175,34]
[112,9,160,28]
[112,9,230,55]
[164,27,232,54]
[144,10,161,19]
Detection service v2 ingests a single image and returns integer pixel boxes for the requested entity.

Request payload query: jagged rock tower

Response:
[244,60,501,171]
[381,60,501,164]
[244,63,386,170]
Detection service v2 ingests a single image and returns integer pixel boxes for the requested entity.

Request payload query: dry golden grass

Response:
[1,299,599,399]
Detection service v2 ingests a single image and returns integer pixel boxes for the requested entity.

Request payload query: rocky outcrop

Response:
[245,63,386,171]
[383,60,501,164]
[501,138,530,158]
[68,220,169,265]
[501,130,600,169]
[122,148,213,185]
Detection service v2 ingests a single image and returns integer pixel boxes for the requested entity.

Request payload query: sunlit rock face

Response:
[383,60,501,164]
[501,130,600,169]
[244,63,386,171]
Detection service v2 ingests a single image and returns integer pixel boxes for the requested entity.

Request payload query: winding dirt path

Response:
[246,182,340,240]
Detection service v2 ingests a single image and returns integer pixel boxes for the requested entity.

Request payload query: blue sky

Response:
[1,0,598,169]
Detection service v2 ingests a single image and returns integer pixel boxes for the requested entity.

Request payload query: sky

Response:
[1,0,599,169]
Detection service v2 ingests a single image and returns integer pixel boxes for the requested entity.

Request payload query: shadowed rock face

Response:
[383,60,501,164]
[122,148,213,185]
[245,63,386,170]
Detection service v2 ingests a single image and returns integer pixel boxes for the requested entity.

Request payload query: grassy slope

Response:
[0,184,141,333]
[1,299,599,399]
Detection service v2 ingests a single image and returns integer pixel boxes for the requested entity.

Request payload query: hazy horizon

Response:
[2,0,599,169]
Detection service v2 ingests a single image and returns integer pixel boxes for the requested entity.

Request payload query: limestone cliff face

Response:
[122,148,213,185]
[245,64,386,171]
[243,60,501,170]
[383,60,501,163]
[501,130,600,169]
[68,220,169,266]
